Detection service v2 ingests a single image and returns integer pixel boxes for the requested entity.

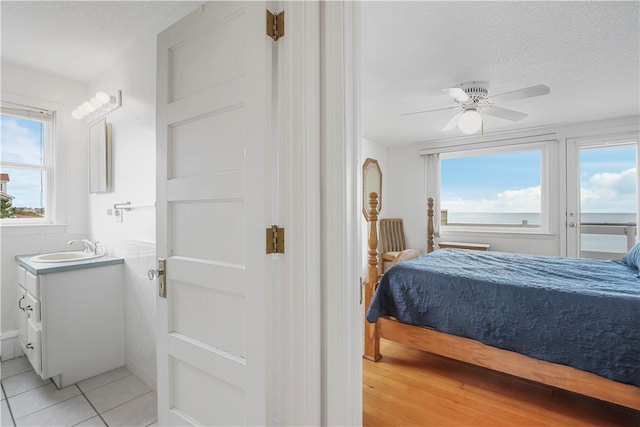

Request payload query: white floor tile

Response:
[2,398,15,427]
[84,375,151,414]
[7,383,81,420]
[101,391,157,427]
[76,366,131,393]
[2,371,50,398]
[15,395,96,427]
[73,415,106,426]
[0,358,32,380]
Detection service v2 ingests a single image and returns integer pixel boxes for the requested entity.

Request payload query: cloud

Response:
[1,116,45,165]
[443,167,637,214]
[581,167,636,212]
[443,186,541,213]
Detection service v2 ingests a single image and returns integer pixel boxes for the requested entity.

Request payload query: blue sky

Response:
[0,115,46,208]
[441,146,637,214]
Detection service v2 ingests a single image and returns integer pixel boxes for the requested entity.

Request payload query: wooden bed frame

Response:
[363,194,640,411]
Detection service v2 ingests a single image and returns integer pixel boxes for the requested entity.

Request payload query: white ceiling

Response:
[2,1,639,147]
[361,1,640,146]
[0,1,201,83]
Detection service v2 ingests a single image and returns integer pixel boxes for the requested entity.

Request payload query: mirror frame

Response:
[89,118,112,193]
[362,158,382,220]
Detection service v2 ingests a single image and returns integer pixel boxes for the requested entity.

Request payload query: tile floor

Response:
[1,357,157,427]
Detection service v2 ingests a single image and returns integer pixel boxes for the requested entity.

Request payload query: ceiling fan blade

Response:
[442,112,463,131]
[487,84,550,104]
[401,105,459,116]
[442,87,469,103]
[483,106,528,121]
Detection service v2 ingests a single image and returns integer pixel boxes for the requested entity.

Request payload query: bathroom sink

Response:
[30,252,104,263]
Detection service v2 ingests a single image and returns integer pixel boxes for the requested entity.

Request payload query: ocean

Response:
[443,212,637,254]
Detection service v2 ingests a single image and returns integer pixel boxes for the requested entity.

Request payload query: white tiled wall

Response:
[112,240,157,389]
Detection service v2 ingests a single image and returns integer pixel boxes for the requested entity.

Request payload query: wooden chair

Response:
[379,218,407,273]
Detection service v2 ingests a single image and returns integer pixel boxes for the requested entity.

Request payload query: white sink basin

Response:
[30,252,104,263]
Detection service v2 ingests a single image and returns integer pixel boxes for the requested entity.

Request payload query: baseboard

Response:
[0,330,23,361]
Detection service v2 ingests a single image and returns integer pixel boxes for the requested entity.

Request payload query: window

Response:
[422,135,555,233]
[440,149,542,228]
[0,105,54,223]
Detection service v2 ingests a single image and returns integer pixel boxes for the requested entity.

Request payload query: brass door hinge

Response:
[266,10,284,41]
[266,225,285,254]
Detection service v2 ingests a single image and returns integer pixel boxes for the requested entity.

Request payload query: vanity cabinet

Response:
[15,257,124,388]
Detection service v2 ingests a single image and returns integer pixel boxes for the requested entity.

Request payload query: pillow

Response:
[622,241,640,270]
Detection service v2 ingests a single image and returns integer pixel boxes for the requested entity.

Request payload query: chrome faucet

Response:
[68,239,99,255]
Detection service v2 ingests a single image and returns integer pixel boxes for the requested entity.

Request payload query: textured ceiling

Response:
[361,1,640,146]
[0,1,201,82]
[2,1,639,147]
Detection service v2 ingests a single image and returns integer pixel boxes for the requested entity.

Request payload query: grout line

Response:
[2,378,54,400]
[78,386,108,427]
[98,390,156,422]
[1,382,17,427]
[77,372,134,394]
[0,357,33,381]
[11,385,83,423]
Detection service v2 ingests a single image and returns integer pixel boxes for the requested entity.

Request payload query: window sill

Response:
[441,227,556,239]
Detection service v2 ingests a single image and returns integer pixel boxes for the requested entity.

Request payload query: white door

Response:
[156,2,271,425]
[566,134,638,259]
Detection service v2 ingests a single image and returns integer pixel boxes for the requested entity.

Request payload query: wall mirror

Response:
[89,118,112,193]
[362,158,382,220]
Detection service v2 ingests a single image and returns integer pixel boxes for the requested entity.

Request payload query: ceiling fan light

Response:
[458,109,482,134]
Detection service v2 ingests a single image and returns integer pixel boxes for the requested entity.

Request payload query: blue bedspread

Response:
[366,249,640,386]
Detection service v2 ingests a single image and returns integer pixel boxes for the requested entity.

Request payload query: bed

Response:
[363,195,640,410]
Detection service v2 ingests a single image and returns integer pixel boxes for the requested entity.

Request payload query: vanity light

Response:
[72,90,122,123]
[457,108,483,135]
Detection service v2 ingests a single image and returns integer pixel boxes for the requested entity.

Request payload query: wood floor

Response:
[363,339,639,426]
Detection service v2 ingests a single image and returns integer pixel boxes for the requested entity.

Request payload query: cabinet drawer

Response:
[16,265,26,288]
[25,271,40,298]
[25,293,41,323]
[26,319,42,376]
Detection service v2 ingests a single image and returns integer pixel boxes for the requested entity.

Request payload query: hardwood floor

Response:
[363,339,639,426]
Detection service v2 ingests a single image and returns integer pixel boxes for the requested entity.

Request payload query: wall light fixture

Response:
[72,90,122,123]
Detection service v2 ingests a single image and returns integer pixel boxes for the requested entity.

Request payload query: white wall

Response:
[1,63,89,356]
[361,138,387,276]
[384,117,640,256]
[86,33,158,389]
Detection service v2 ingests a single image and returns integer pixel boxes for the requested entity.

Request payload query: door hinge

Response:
[266,10,284,41]
[266,225,285,254]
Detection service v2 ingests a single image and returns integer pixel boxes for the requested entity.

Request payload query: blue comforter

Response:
[366,249,640,386]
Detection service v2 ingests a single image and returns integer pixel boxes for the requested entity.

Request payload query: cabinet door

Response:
[25,318,42,376]
[17,285,27,347]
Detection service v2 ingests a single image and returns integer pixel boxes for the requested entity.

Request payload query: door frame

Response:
[268,1,362,424]
[565,132,640,258]
[318,2,362,425]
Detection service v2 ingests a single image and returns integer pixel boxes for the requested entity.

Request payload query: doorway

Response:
[566,135,638,259]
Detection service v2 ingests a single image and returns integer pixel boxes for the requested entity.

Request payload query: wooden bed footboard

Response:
[363,196,640,410]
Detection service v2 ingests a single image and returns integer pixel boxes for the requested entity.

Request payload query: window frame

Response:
[422,134,557,236]
[1,103,56,225]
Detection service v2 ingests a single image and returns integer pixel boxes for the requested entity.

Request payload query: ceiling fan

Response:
[404,81,551,135]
